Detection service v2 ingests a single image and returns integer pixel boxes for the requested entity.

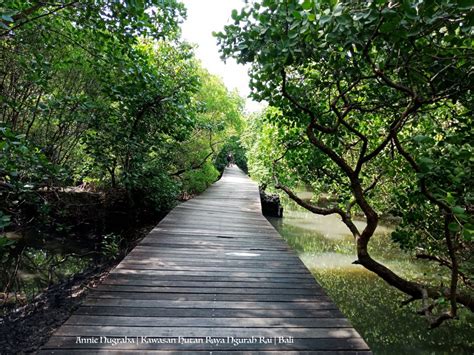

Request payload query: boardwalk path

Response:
[41,166,370,354]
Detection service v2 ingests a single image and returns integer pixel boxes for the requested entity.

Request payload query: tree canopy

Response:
[0,0,245,297]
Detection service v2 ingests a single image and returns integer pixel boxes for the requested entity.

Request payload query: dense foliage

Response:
[0,1,244,303]
[218,0,473,326]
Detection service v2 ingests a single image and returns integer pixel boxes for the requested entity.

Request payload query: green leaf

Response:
[292,11,302,20]
[463,224,474,241]
[412,135,430,143]
[458,0,474,10]
[289,30,299,39]
[380,21,397,34]
[418,157,434,167]
[452,206,465,216]
[448,222,460,232]
[446,192,456,205]
[320,15,331,25]
[0,213,10,229]
[231,9,238,20]
[1,15,14,22]
[0,236,15,249]
[333,3,343,17]
[302,0,313,11]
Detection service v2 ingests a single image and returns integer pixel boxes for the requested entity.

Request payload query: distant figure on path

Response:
[226,152,234,167]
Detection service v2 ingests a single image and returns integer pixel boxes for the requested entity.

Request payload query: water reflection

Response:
[271,208,392,240]
[1,234,101,311]
[300,252,358,270]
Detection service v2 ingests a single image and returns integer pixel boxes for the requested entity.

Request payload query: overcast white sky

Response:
[180,0,265,113]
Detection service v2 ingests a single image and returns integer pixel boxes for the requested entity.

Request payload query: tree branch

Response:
[171,135,224,177]
[358,100,420,173]
[393,134,451,212]
[272,173,361,237]
[416,253,472,289]
[1,2,79,37]
[306,121,355,176]
[281,69,338,134]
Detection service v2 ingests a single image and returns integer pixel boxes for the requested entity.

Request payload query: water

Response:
[268,197,474,355]
[0,234,101,311]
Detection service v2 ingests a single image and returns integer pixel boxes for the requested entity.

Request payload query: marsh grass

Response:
[312,268,474,354]
[268,198,474,354]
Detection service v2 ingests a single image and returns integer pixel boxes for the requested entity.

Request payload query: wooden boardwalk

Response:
[41,166,370,354]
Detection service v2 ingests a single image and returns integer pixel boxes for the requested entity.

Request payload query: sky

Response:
[180,0,265,113]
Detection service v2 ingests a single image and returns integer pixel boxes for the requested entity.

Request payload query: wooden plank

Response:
[117,256,305,267]
[75,306,345,318]
[148,229,281,238]
[109,269,313,279]
[87,291,332,302]
[83,299,339,310]
[116,265,306,272]
[115,264,308,273]
[95,285,325,295]
[145,232,283,239]
[41,337,370,352]
[128,248,301,259]
[54,325,362,338]
[129,249,299,259]
[101,279,319,289]
[140,238,284,246]
[40,351,371,355]
[117,258,304,268]
[118,260,302,268]
[66,315,351,328]
[138,242,290,251]
[126,252,302,263]
[140,240,288,249]
[104,274,318,283]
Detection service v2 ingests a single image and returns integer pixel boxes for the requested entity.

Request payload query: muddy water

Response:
[268,197,474,355]
[0,233,101,310]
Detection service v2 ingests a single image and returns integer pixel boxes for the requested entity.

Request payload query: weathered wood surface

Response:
[41,166,370,354]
